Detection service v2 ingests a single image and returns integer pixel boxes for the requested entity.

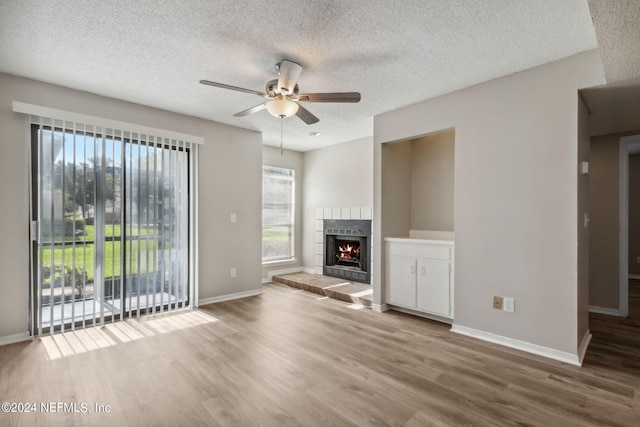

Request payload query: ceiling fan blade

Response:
[295,104,319,125]
[234,103,267,117]
[200,80,268,97]
[298,92,361,103]
[277,60,303,95]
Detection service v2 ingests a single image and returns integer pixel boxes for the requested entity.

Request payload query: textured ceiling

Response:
[582,0,640,137]
[0,1,600,151]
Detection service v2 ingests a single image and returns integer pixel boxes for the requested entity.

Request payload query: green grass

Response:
[47,224,156,243]
[40,238,164,281]
[262,225,292,259]
[262,225,291,242]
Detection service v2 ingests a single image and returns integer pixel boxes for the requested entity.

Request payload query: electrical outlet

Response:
[230,268,237,278]
[492,296,503,310]
[503,297,515,313]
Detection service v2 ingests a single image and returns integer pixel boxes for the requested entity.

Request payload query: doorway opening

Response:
[622,134,640,317]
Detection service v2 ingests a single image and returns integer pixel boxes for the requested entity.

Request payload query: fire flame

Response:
[338,243,360,261]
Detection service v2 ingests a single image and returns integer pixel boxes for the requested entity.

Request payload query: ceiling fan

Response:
[200,60,361,125]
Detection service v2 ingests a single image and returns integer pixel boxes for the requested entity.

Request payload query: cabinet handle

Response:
[411,265,415,274]
[421,266,426,275]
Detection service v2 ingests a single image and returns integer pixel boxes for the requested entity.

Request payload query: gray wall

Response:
[411,131,455,231]
[374,50,605,356]
[302,137,373,269]
[262,146,304,279]
[590,135,640,312]
[381,141,412,238]
[0,73,263,339]
[577,95,590,343]
[381,130,455,237]
[629,155,640,276]
[589,134,621,310]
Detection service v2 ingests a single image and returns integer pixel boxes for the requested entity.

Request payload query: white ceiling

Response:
[0,0,629,151]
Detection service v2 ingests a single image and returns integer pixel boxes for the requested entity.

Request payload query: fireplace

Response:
[324,219,371,284]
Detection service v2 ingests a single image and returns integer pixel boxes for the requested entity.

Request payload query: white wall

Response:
[0,73,263,339]
[262,146,304,279]
[302,137,373,269]
[374,50,605,358]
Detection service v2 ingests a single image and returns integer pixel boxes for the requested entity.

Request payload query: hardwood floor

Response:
[0,281,639,426]
[587,279,640,378]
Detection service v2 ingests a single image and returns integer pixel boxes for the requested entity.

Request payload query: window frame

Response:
[261,165,295,264]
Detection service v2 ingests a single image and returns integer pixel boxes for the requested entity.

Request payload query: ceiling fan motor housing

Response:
[276,60,303,95]
[266,79,299,98]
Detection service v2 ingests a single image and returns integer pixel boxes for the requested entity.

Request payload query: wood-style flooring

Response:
[0,280,639,426]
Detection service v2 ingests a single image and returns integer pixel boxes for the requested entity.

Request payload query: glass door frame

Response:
[29,124,192,336]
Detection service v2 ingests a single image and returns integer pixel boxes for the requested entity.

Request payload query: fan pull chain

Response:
[280,116,284,155]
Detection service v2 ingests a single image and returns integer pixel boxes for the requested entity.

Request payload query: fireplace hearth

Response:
[324,219,371,284]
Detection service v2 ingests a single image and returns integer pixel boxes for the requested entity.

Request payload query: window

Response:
[262,166,295,262]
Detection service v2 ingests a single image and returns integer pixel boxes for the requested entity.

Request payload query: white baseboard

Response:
[588,305,622,316]
[199,289,263,306]
[387,305,453,324]
[577,329,591,365]
[450,324,582,366]
[0,332,32,347]
[372,303,389,312]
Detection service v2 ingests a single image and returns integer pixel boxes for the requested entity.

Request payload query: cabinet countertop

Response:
[384,237,454,245]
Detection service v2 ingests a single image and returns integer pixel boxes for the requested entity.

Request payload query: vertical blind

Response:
[16,103,200,335]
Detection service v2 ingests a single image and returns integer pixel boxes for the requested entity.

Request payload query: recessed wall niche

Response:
[381,129,455,237]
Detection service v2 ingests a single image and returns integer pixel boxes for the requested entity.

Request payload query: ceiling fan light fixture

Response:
[200,59,359,126]
[266,97,299,118]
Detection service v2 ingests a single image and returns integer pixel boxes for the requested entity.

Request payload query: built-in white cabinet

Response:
[385,238,454,320]
[386,255,417,307]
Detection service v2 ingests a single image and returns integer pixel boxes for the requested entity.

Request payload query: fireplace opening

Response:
[336,239,361,267]
[327,236,366,270]
[323,219,371,284]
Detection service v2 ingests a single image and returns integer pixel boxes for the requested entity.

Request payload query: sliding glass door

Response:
[122,136,190,317]
[31,124,191,335]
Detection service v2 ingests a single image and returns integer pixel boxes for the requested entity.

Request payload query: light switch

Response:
[230,213,237,223]
[581,161,589,174]
[503,297,515,313]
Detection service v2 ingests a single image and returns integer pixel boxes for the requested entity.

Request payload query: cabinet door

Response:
[416,259,451,317]
[386,256,417,308]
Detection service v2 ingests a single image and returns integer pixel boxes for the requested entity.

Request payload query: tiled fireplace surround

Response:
[315,207,373,284]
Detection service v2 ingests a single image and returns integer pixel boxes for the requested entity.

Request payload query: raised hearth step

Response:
[271,272,372,307]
